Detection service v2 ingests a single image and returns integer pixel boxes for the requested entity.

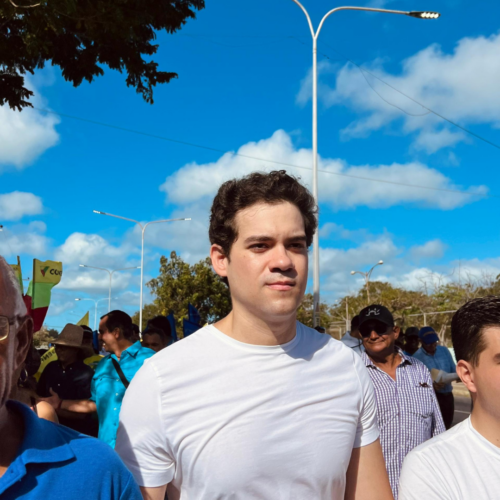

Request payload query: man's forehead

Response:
[234,202,305,235]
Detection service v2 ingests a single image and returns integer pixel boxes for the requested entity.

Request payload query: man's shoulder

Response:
[406,419,468,463]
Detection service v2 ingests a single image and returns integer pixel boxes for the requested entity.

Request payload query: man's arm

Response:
[41,388,97,413]
[345,439,393,500]
[139,485,167,500]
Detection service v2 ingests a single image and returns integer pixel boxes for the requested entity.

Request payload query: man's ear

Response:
[211,244,229,278]
[14,316,34,372]
[457,359,476,394]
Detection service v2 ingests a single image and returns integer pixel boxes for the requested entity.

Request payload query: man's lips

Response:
[266,281,296,291]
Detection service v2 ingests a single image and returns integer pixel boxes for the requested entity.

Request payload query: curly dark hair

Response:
[451,295,500,366]
[209,170,318,257]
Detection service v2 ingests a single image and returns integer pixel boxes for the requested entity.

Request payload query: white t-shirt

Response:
[399,417,500,499]
[340,331,365,356]
[115,322,379,500]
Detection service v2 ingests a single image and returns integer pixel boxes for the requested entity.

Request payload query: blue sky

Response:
[2,0,500,330]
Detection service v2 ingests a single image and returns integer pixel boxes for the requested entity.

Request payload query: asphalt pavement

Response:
[452,394,472,426]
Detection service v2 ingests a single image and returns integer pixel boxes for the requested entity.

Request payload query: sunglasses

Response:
[0,315,10,342]
[360,322,391,338]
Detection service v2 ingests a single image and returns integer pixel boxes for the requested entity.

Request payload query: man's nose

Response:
[269,245,294,272]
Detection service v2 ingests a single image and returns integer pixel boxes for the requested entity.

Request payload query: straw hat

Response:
[52,324,84,348]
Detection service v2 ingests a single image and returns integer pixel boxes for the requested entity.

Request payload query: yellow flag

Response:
[10,256,23,292]
[34,347,58,382]
[77,311,90,327]
[33,259,63,285]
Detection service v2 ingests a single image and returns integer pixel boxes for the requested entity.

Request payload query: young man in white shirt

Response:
[115,170,392,500]
[399,295,500,499]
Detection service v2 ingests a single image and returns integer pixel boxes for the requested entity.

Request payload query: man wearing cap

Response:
[412,326,458,429]
[340,315,364,355]
[359,304,445,499]
[403,327,420,356]
[36,323,96,435]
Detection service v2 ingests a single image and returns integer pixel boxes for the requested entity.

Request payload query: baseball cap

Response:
[419,326,439,345]
[405,327,420,338]
[359,304,394,330]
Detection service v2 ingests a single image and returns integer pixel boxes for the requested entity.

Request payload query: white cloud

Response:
[0,191,43,220]
[300,33,500,152]
[0,221,49,257]
[161,130,487,212]
[0,79,60,169]
[410,240,446,260]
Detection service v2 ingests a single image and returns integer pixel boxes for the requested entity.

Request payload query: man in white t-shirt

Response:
[399,295,500,499]
[115,171,392,500]
[340,315,365,355]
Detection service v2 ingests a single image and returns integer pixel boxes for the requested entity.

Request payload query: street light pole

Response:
[79,265,140,311]
[93,211,191,330]
[351,260,384,304]
[290,1,440,326]
[75,297,109,330]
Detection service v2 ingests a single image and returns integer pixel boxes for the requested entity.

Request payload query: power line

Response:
[34,106,496,199]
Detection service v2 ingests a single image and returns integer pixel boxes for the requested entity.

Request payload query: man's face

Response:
[0,261,32,409]
[98,317,118,353]
[213,202,309,323]
[405,335,420,354]
[467,327,500,419]
[142,333,167,353]
[54,344,80,365]
[361,319,399,357]
[423,341,438,355]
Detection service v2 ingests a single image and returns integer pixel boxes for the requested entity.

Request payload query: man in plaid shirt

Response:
[359,305,445,499]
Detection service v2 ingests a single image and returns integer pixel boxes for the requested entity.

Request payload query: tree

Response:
[133,251,232,335]
[33,326,53,348]
[47,328,59,339]
[0,0,204,110]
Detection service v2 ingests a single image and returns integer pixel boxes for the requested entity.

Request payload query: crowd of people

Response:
[1,170,499,499]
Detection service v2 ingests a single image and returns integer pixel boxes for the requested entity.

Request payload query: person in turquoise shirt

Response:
[44,310,154,447]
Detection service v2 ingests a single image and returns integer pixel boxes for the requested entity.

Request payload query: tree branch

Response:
[9,0,41,8]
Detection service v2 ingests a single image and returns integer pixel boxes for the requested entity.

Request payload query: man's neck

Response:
[0,404,24,478]
[471,400,500,448]
[60,358,78,370]
[216,306,297,346]
[367,347,401,372]
[112,339,133,360]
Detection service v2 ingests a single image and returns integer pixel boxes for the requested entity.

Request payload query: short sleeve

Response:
[115,359,175,488]
[399,448,451,500]
[352,353,379,448]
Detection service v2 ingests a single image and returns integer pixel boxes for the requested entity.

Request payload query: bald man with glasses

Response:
[0,256,141,500]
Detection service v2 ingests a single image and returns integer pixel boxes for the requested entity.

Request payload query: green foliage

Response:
[133,251,232,335]
[0,0,204,110]
[47,328,59,339]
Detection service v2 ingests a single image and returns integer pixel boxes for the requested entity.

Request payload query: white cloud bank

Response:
[0,221,49,257]
[161,130,487,211]
[298,33,500,152]
[0,192,43,220]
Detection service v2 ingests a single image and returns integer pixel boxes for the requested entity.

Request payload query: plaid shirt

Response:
[362,349,445,499]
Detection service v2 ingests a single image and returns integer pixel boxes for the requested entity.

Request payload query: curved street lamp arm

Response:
[93,210,143,229]
[142,217,192,231]
[80,265,111,275]
[316,6,409,39]
[290,0,315,38]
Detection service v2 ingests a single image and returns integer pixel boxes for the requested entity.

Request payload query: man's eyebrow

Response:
[243,236,274,244]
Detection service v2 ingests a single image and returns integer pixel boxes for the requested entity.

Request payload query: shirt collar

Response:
[363,347,413,368]
[6,400,75,467]
[113,340,142,360]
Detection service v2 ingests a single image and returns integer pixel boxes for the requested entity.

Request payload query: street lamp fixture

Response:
[75,297,109,330]
[79,265,140,311]
[290,0,440,326]
[93,210,191,330]
[350,261,384,304]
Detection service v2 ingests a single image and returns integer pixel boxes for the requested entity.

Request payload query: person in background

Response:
[10,345,58,423]
[116,171,392,500]
[340,315,364,355]
[403,327,420,356]
[142,324,172,353]
[399,296,500,498]
[0,256,142,500]
[359,304,445,499]
[130,324,141,343]
[43,311,154,448]
[81,326,103,370]
[412,326,458,429]
[313,325,326,334]
[36,324,96,436]
[146,315,173,343]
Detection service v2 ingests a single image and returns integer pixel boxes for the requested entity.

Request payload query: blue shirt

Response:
[91,341,154,447]
[362,350,445,499]
[0,400,142,500]
[412,345,456,393]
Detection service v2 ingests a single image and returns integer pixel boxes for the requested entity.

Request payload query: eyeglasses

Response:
[360,322,391,338]
[0,316,10,342]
